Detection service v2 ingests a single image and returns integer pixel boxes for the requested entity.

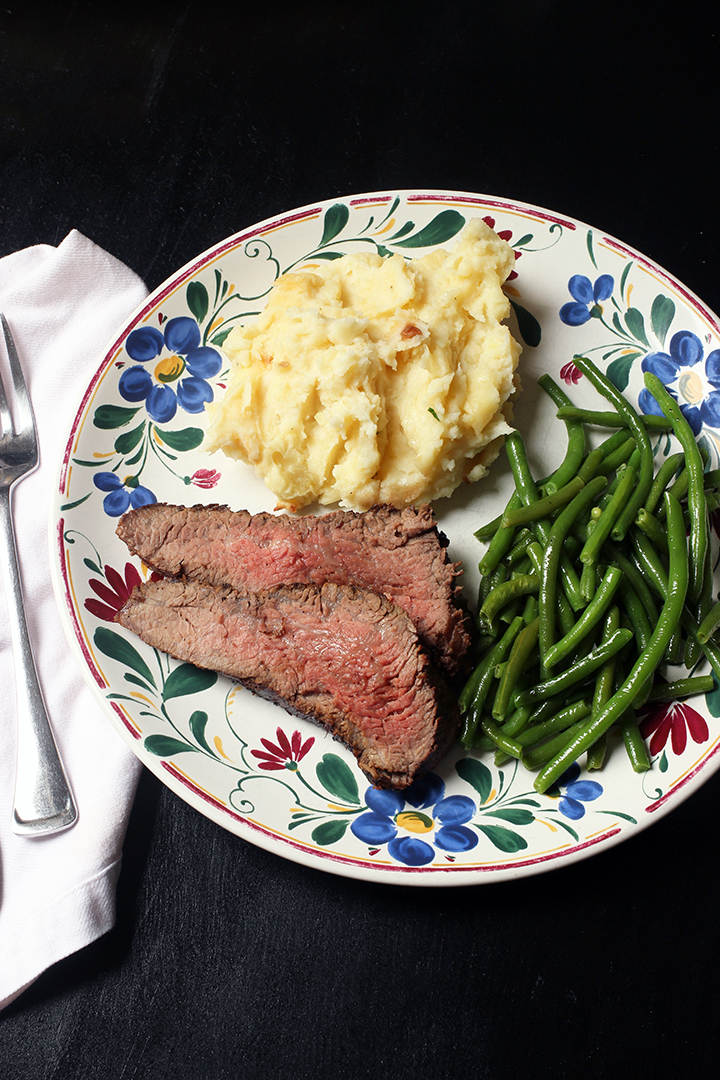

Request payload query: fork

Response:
[1,313,77,835]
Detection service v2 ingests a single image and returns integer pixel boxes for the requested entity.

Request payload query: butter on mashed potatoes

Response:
[203,218,521,510]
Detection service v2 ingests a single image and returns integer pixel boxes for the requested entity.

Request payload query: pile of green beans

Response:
[462,357,718,794]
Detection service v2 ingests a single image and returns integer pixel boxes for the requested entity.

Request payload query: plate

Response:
[50,190,720,885]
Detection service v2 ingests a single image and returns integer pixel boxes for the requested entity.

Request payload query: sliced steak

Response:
[116,502,470,675]
[116,578,460,789]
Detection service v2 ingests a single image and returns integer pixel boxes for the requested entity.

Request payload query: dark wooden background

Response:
[2,2,719,1076]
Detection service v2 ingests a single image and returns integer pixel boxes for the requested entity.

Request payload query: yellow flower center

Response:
[677,369,704,406]
[395,810,434,834]
[155,354,185,383]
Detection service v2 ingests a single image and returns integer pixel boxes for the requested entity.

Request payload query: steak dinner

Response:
[116,502,471,675]
[115,578,461,789]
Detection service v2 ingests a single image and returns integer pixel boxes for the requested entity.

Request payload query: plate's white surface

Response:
[50,190,720,884]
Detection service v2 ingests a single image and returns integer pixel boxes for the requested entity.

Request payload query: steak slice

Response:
[116,578,460,790]
[116,502,470,675]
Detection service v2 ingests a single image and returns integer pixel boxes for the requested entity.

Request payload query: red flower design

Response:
[560,361,582,385]
[639,701,709,757]
[190,468,221,489]
[85,562,152,621]
[251,727,315,771]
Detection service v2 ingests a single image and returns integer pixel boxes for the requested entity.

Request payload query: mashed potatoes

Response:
[203,218,521,510]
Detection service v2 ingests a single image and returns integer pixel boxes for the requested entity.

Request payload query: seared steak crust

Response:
[116,578,460,789]
[116,502,470,675]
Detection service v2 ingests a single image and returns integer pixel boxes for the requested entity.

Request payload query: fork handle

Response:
[1,487,77,835]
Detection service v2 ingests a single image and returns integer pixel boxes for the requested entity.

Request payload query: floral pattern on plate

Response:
[51,190,720,885]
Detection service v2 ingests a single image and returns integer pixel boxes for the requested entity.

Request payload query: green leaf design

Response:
[114,422,145,455]
[320,203,350,246]
[123,672,155,693]
[586,230,597,269]
[189,710,212,753]
[60,493,93,512]
[311,251,346,261]
[210,326,235,347]
[650,294,675,347]
[94,404,140,430]
[475,823,528,852]
[125,445,145,466]
[387,221,415,241]
[144,734,197,757]
[187,280,209,324]
[624,307,650,348]
[455,757,493,803]
[311,819,349,846]
[659,751,669,773]
[94,626,156,687]
[607,353,641,391]
[155,426,204,451]
[620,260,634,300]
[393,209,465,249]
[509,299,542,348]
[513,233,533,247]
[83,557,103,575]
[705,676,720,717]
[316,753,360,804]
[484,807,535,826]
[162,663,217,701]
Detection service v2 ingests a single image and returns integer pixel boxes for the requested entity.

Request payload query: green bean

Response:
[501,704,533,737]
[459,616,525,747]
[534,491,688,794]
[538,475,608,664]
[697,599,720,644]
[604,541,660,625]
[522,721,588,770]
[597,436,636,475]
[576,446,605,484]
[592,605,621,713]
[619,710,651,773]
[543,565,623,670]
[478,510,519,578]
[634,507,668,551]
[516,627,633,707]
[555,406,674,431]
[513,699,592,749]
[492,617,540,721]
[645,676,715,702]
[631,529,668,597]
[586,735,608,771]
[617,578,653,653]
[506,528,536,565]
[644,452,685,515]
[580,464,636,567]
[478,573,539,631]
[580,559,597,604]
[481,718,524,759]
[573,356,654,541]
[537,374,587,493]
[644,372,708,602]
[501,476,585,528]
[522,594,538,625]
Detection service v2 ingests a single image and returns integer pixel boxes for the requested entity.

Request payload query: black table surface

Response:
[2,2,720,1077]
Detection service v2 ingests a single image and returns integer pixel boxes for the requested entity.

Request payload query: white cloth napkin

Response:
[0,231,148,1009]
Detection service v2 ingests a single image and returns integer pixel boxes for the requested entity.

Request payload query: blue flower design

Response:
[638,330,720,435]
[550,762,602,820]
[351,773,478,866]
[119,316,222,424]
[559,274,614,326]
[93,472,157,517]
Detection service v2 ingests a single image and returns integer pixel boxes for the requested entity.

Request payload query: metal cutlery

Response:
[1,313,77,835]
